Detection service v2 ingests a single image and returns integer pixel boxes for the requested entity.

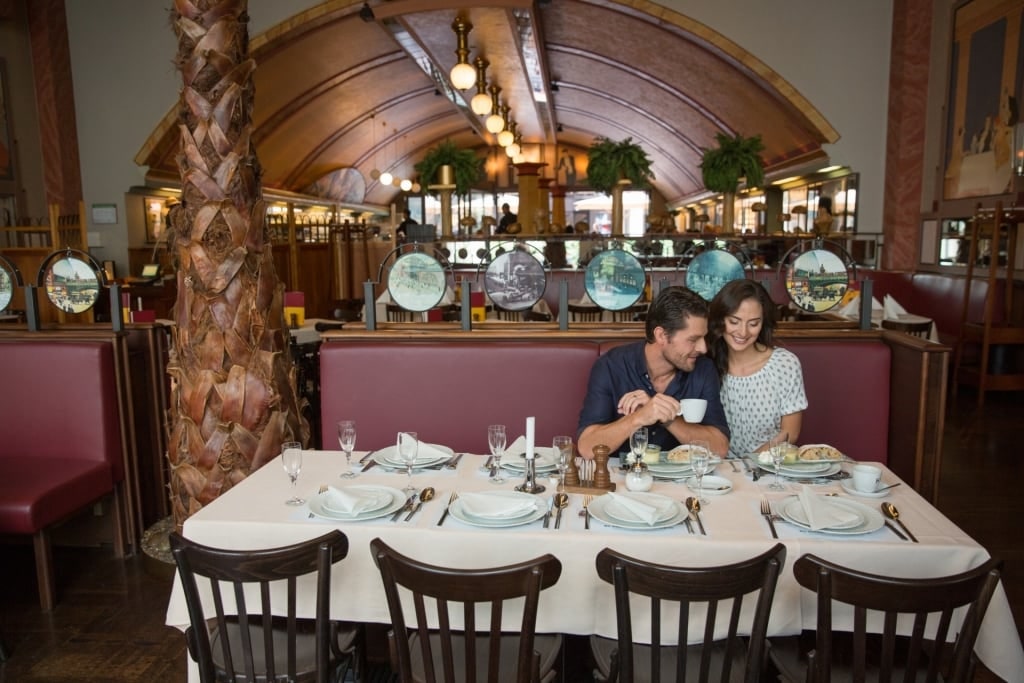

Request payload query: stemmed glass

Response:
[690,440,710,504]
[553,435,573,492]
[281,441,304,505]
[628,427,649,468]
[337,420,357,478]
[768,431,790,491]
[488,425,507,484]
[397,431,418,495]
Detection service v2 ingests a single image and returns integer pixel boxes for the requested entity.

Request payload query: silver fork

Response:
[308,484,328,518]
[578,495,593,530]
[760,498,778,538]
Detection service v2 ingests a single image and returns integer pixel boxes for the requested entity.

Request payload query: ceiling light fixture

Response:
[470,57,492,116]
[505,130,521,158]
[485,85,504,134]
[497,108,514,147]
[449,16,476,91]
[369,113,381,180]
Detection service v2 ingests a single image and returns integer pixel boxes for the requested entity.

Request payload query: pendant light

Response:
[449,17,476,91]
[470,57,492,116]
[505,127,521,158]
[497,106,514,147]
[485,85,504,134]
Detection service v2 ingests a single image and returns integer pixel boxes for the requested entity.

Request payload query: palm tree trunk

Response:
[166,0,307,530]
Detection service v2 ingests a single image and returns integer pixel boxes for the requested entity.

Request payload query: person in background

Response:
[577,286,730,458]
[706,279,806,457]
[396,209,417,242]
[496,203,517,234]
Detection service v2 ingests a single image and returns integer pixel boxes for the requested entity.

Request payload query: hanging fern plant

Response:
[699,133,765,194]
[413,139,484,196]
[585,137,655,196]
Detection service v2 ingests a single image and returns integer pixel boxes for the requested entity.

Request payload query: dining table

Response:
[165,448,1024,683]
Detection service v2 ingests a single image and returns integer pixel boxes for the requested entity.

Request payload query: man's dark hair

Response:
[644,286,708,343]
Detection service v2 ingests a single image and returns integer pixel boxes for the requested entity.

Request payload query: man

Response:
[577,286,730,458]
[396,209,417,242]
[496,203,517,234]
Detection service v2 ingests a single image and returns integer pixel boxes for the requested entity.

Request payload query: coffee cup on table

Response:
[679,398,707,423]
[851,464,882,493]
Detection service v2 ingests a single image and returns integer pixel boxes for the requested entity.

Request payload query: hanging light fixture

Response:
[497,106,514,147]
[449,16,476,91]
[369,113,381,180]
[505,127,521,158]
[400,178,413,192]
[470,57,492,116]
[485,85,504,134]
[378,126,393,185]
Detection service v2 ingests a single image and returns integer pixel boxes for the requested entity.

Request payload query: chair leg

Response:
[33,527,56,611]
[111,485,127,559]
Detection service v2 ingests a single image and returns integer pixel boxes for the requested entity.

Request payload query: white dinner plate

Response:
[658,450,722,468]
[450,491,546,528]
[840,480,893,499]
[759,462,841,479]
[685,475,732,495]
[308,486,407,522]
[587,493,689,530]
[778,496,884,535]
[373,444,453,469]
[500,448,558,472]
[322,486,394,515]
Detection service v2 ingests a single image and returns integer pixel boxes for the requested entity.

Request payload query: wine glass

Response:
[768,431,790,491]
[397,431,418,495]
[552,435,573,492]
[281,441,304,505]
[488,424,507,484]
[690,440,710,504]
[337,420,357,478]
[628,427,649,468]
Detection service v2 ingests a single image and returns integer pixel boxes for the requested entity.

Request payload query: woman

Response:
[707,279,807,457]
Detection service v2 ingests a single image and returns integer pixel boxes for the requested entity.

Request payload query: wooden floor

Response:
[0,386,1020,682]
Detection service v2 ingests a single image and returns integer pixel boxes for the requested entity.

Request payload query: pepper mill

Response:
[592,444,612,489]
[563,456,580,487]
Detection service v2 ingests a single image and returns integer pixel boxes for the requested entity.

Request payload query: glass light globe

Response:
[379,171,393,185]
[497,129,514,147]
[392,176,402,187]
[450,62,476,90]
[471,92,492,116]
[400,178,412,191]
[412,183,422,193]
[505,142,520,157]
[513,153,525,164]
[485,114,504,134]
[370,169,381,180]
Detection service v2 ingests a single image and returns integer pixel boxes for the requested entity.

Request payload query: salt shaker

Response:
[624,460,653,492]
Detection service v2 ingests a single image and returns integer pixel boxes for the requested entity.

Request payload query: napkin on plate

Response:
[323,486,385,514]
[458,492,536,519]
[883,294,909,320]
[606,492,674,525]
[415,440,452,461]
[798,485,860,530]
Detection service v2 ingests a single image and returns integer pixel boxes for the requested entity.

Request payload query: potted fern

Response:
[414,139,484,196]
[586,137,655,234]
[700,133,765,233]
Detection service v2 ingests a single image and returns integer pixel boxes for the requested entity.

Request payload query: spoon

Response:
[880,502,917,542]
[685,496,706,535]
[404,486,435,521]
[553,492,569,529]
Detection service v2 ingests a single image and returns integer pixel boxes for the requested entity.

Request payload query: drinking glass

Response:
[488,424,507,484]
[628,427,649,467]
[768,431,790,491]
[690,440,710,504]
[337,420,357,478]
[397,431,418,495]
[552,435,573,492]
[281,441,304,505]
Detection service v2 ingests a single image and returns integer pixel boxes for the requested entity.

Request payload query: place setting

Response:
[839,463,901,498]
[446,490,547,528]
[307,484,408,522]
[755,437,846,490]
[368,434,454,472]
[771,485,886,536]
[586,491,690,531]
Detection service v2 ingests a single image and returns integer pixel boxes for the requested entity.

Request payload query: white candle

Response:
[525,416,535,459]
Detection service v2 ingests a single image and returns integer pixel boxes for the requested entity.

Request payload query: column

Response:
[513,162,546,234]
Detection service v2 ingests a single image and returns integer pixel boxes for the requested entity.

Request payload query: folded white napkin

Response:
[836,293,883,320]
[606,492,674,526]
[798,485,860,530]
[376,290,392,304]
[505,435,526,456]
[458,492,536,519]
[323,486,385,514]
[438,286,456,305]
[415,440,451,461]
[883,294,908,320]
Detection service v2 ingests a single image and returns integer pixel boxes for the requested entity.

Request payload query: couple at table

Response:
[577,281,807,460]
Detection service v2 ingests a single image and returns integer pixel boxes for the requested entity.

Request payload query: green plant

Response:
[585,137,655,195]
[700,132,765,193]
[413,139,484,196]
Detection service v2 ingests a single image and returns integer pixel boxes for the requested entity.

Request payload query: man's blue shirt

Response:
[577,341,730,452]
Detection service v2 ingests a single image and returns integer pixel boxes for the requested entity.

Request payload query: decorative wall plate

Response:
[685,249,745,300]
[0,267,12,311]
[584,249,645,310]
[43,255,100,314]
[484,249,546,311]
[785,249,850,313]
[387,251,447,312]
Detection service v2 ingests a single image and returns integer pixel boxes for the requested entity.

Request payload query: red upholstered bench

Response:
[0,340,126,610]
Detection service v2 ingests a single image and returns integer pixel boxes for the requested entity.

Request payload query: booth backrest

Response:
[0,340,124,482]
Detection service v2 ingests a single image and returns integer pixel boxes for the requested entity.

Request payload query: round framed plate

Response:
[584,249,645,311]
[388,252,447,312]
[450,491,546,528]
[308,486,406,521]
[44,255,100,314]
[685,249,745,300]
[0,267,12,312]
[778,496,884,535]
[588,492,688,530]
[484,249,546,311]
[784,249,850,314]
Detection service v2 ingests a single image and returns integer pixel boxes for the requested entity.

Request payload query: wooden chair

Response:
[880,318,932,338]
[611,303,647,322]
[493,305,522,321]
[370,537,563,683]
[591,543,786,683]
[770,553,1002,683]
[169,530,362,683]
[387,303,415,322]
[523,310,553,322]
[568,303,602,322]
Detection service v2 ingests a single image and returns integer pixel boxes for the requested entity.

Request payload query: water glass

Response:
[337,420,357,478]
[552,435,573,492]
[690,440,710,504]
[281,441,304,505]
[488,425,507,484]
[397,431,418,495]
[768,431,790,491]
[628,427,648,468]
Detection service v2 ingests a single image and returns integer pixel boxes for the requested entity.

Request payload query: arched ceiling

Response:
[137,0,838,209]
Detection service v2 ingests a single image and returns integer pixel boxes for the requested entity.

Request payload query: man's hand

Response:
[617,391,679,426]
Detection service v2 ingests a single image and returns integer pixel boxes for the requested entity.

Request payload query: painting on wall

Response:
[943,0,1024,200]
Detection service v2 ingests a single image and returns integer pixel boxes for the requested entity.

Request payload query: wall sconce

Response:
[449,16,476,91]
[497,105,513,147]
[485,85,504,134]
[470,57,492,115]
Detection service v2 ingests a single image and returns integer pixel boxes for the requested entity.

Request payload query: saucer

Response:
[840,480,892,498]
[685,475,732,495]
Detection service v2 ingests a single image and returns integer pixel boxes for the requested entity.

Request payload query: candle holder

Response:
[514,456,546,494]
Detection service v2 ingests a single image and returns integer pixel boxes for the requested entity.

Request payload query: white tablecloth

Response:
[166,451,1024,682]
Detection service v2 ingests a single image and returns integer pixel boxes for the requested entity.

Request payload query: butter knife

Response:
[391,494,416,521]
[436,491,457,527]
[358,450,376,464]
[884,520,907,540]
[360,459,379,473]
[445,453,465,470]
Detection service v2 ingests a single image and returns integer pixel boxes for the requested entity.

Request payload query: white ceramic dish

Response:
[840,479,893,499]
[449,491,546,528]
[500,449,558,472]
[308,486,406,522]
[777,496,884,535]
[321,485,394,515]
[685,475,732,495]
[373,444,453,469]
[758,462,841,479]
[587,493,688,530]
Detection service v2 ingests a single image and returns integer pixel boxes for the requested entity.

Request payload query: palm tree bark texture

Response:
[166,0,307,530]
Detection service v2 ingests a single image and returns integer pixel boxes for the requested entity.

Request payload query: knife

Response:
[445,453,465,470]
[542,497,554,528]
[584,505,590,530]
[360,459,379,473]
[391,493,416,521]
[884,520,907,540]
[358,449,376,464]
[554,503,564,529]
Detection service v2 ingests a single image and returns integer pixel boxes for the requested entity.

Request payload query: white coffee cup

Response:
[851,464,882,493]
[679,398,707,423]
